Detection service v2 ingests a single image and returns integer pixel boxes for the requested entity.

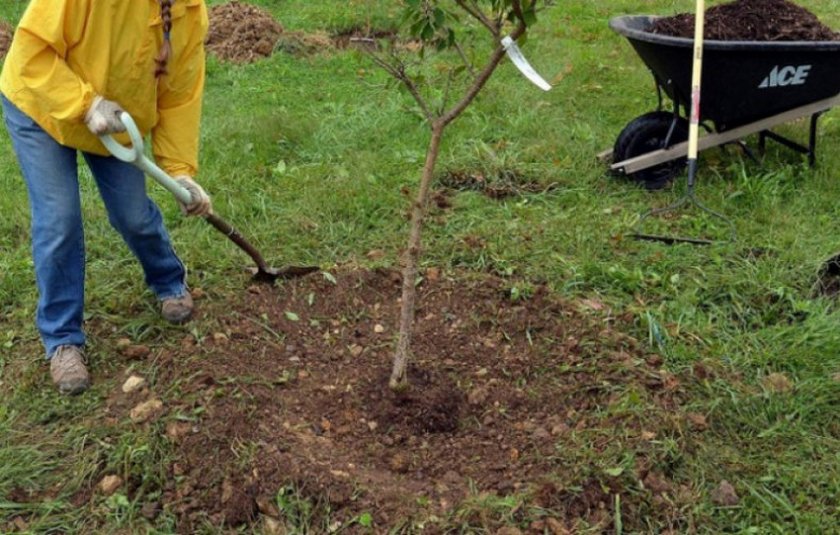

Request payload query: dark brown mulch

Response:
[106,269,705,532]
[205,1,284,63]
[651,0,840,41]
[0,21,13,59]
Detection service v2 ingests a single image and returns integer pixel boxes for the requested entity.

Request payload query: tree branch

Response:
[439,19,526,127]
[454,41,476,78]
[367,50,436,124]
[453,0,500,37]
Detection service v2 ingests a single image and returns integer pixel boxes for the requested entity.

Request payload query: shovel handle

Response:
[98,112,194,206]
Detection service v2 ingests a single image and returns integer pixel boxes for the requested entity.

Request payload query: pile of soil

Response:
[0,21,13,59]
[104,269,706,532]
[651,0,840,41]
[205,1,284,63]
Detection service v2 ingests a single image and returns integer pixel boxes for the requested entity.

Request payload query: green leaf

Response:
[604,467,624,477]
[285,311,300,322]
[358,512,373,527]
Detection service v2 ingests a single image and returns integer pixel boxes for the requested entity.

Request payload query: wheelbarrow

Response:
[601,15,840,191]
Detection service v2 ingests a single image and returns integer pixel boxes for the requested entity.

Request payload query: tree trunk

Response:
[390,122,445,390]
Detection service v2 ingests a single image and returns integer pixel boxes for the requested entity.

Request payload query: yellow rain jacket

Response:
[0,0,208,177]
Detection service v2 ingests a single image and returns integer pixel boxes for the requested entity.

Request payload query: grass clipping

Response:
[205,1,284,63]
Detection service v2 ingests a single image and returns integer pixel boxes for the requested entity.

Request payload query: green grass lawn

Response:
[1,0,839,533]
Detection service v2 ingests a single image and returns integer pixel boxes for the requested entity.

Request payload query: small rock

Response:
[165,421,192,443]
[221,478,234,504]
[264,516,287,535]
[532,427,551,441]
[256,495,280,518]
[710,480,740,506]
[467,387,488,405]
[374,324,385,334]
[116,338,132,350]
[762,372,793,393]
[686,412,708,431]
[641,430,656,441]
[551,422,570,435]
[212,332,229,344]
[141,501,162,520]
[475,368,489,377]
[99,475,123,496]
[545,517,570,535]
[121,375,146,394]
[130,398,163,423]
[367,420,378,431]
[123,344,151,360]
[388,453,410,473]
[349,344,364,358]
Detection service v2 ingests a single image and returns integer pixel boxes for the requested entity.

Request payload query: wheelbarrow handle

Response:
[98,112,195,206]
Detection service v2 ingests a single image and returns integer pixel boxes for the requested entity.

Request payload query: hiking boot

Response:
[161,292,194,324]
[50,345,90,395]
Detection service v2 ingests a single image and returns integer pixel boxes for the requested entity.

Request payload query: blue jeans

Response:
[2,95,187,358]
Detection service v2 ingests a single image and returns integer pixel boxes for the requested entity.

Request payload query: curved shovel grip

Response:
[99,112,194,206]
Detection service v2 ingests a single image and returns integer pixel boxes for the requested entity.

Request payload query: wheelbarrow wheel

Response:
[613,111,689,191]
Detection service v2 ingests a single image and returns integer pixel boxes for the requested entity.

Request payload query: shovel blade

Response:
[249,265,320,283]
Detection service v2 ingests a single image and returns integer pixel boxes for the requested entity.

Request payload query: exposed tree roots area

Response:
[651,0,839,41]
[90,269,712,532]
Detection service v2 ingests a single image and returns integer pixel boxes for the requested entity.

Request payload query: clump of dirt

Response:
[0,21,13,59]
[136,269,702,532]
[651,0,840,41]
[439,169,553,199]
[205,1,284,63]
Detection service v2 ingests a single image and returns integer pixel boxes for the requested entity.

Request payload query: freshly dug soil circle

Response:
[651,0,840,41]
[0,21,13,59]
[137,269,700,532]
[205,1,283,63]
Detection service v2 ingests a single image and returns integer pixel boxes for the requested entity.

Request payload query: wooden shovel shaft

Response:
[203,213,271,273]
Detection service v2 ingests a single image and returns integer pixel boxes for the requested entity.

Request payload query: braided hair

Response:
[154,0,173,77]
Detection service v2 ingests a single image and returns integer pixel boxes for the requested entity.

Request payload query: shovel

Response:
[99,112,319,283]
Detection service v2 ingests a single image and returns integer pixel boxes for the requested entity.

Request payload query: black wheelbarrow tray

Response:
[602,15,840,190]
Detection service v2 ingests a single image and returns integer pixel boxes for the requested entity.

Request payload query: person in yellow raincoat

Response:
[1,0,211,395]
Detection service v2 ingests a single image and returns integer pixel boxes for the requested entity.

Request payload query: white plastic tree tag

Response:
[501,36,552,91]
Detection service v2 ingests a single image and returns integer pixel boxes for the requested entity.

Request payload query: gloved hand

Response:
[84,96,127,136]
[175,176,212,217]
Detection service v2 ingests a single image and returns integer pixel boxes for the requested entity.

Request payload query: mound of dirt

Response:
[651,0,840,41]
[125,269,704,532]
[205,1,284,63]
[0,21,13,59]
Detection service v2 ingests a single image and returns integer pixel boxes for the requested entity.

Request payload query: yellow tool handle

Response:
[688,0,705,161]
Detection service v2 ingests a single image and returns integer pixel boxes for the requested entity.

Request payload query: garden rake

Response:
[631,0,736,246]
[99,112,319,283]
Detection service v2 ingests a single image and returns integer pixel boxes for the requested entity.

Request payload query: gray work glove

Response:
[85,96,127,136]
[175,176,212,217]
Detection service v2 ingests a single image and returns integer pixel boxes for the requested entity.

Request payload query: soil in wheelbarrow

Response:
[102,269,711,532]
[0,20,13,59]
[651,0,840,41]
